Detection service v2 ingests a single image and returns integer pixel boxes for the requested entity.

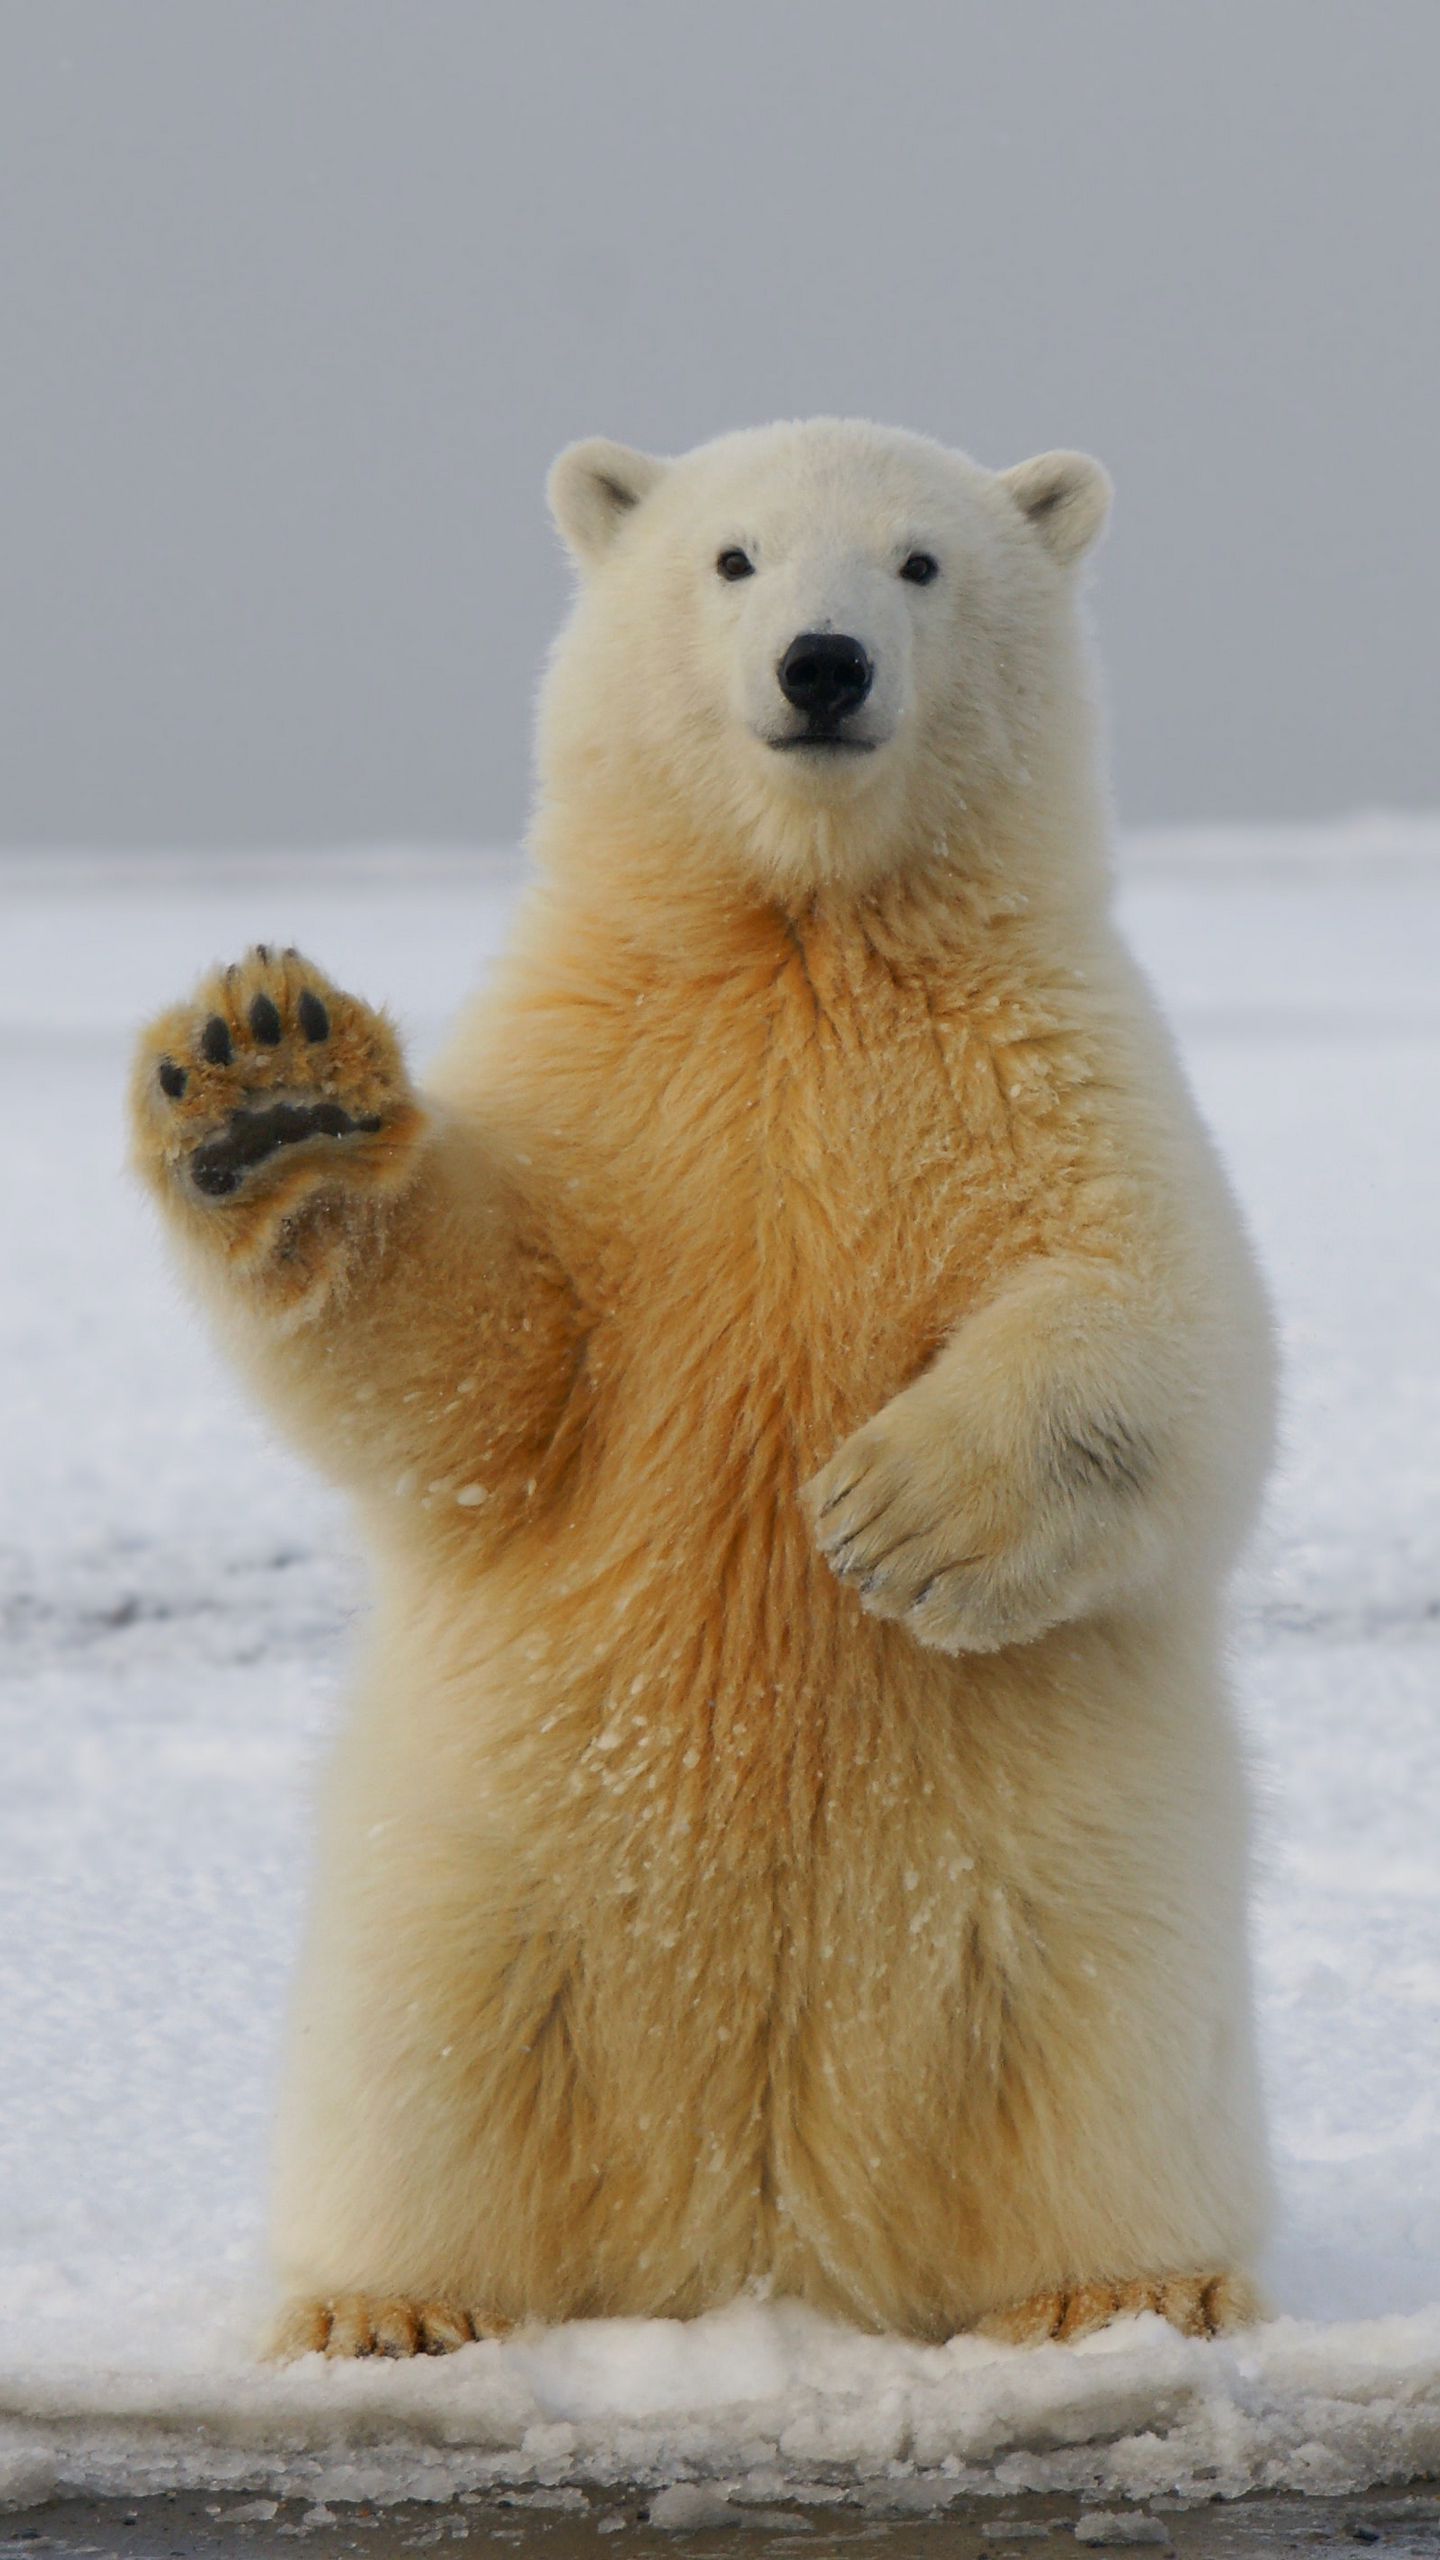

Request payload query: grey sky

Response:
[2,0,1436,847]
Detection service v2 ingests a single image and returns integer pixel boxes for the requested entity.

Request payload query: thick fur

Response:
[130,419,1275,2354]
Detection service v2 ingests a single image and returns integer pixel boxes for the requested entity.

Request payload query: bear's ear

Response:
[999,451,1112,567]
[548,439,669,567]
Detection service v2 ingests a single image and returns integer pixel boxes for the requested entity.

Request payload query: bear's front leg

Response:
[131,947,584,1515]
[803,1262,1181,1654]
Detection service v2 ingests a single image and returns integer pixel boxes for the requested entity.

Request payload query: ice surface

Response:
[1,828,1437,2507]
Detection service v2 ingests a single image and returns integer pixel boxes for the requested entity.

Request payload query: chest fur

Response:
[529,914,1088,1407]
[450,901,1104,1639]
[433,899,1114,1908]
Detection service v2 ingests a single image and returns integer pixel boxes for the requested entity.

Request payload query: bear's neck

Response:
[527,775,1112,982]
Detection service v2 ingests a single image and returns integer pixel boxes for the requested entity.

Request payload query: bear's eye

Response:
[716,548,755,582]
[899,551,939,585]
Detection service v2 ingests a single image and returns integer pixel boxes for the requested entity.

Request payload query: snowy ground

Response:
[1,823,1438,2514]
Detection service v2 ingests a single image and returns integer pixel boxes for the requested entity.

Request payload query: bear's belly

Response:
[340,1199,1234,2324]
[403,1459,1100,2071]
[392,1266,1065,2043]
[345,1462,1230,2328]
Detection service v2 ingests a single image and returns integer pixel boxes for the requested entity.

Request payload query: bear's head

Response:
[540,418,1111,901]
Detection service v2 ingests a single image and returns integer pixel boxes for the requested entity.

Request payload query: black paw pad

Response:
[248,992,283,1044]
[200,1015,233,1067]
[189,1097,381,1196]
[157,1057,188,1099]
[297,990,330,1043]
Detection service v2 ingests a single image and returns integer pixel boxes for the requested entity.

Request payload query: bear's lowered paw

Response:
[132,946,422,1237]
[268,2293,512,2360]
[977,2271,1262,2346]
[803,1384,1089,1655]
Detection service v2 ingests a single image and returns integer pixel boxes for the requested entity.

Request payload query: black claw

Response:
[248,992,283,1045]
[297,990,330,1043]
[254,944,271,963]
[200,1015,233,1067]
[157,1057,188,1099]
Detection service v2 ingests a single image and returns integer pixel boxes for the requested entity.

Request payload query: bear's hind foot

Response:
[977,2270,1262,2347]
[268,2294,512,2360]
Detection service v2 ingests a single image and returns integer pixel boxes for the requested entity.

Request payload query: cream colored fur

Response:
[130,418,1275,2354]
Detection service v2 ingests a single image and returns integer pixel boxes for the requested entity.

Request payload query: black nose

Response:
[777,631,873,723]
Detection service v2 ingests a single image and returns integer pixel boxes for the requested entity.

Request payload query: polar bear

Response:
[131,418,1274,2358]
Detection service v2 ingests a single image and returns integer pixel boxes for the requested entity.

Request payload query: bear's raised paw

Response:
[268,2293,512,2360]
[132,945,421,1227]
